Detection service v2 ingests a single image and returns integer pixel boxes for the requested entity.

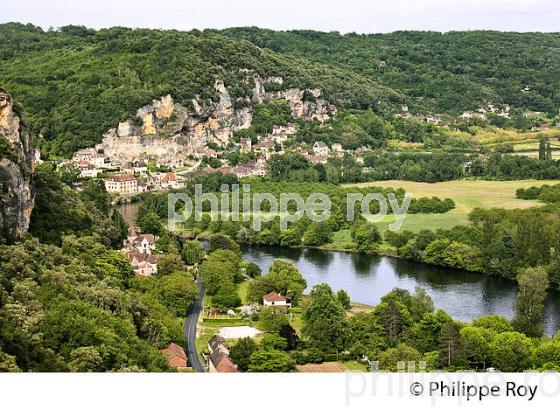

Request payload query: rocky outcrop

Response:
[252,76,335,122]
[0,88,35,238]
[96,76,335,165]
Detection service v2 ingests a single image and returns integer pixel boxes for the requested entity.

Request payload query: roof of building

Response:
[160,343,187,365]
[107,174,136,182]
[135,234,156,243]
[124,250,157,264]
[263,292,287,303]
[209,351,237,373]
[208,335,228,352]
[162,171,177,181]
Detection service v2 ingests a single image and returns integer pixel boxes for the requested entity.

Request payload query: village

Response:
[61,126,348,196]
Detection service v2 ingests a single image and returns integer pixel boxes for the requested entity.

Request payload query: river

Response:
[116,202,560,335]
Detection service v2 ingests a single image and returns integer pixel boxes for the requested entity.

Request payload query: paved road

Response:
[184,277,205,372]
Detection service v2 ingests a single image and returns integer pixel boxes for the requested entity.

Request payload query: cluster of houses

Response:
[207,335,238,373]
[121,227,159,276]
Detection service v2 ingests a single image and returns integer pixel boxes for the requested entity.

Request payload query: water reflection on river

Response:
[240,245,560,336]
[115,201,560,335]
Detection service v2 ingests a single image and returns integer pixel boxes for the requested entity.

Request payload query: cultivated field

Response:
[344,179,560,232]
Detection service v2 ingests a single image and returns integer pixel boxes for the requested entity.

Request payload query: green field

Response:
[344,179,559,233]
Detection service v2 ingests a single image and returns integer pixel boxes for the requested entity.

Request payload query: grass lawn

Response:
[344,179,558,233]
[237,280,250,305]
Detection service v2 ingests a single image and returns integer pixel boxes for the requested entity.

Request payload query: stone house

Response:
[104,174,138,194]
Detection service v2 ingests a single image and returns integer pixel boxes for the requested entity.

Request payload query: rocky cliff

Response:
[0,88,35,239]
[96,76,335,164]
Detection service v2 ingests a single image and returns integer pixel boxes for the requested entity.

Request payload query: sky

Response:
[2,0,560,33]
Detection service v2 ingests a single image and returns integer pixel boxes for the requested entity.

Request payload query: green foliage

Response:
[490,331,534,372]
[156,252,183,276]
[211,283,242,310]
[229,337,258,372]
[248,349,296,372]
[222,28,560,116]
[378,344,422,371]
[260,334,288,351]
[242,261,262,278]
[303,222,332,246]
[351,221,381,253]
[513,266,549,337]
[180,240,205,265]
[208,233,240,254]
[29,163,123,247]
[259,308,289,333]
[302,284,348,352]
[251,100,292,134]
[247,259,307,305]
[199,249,241,295]
[336,289,351,310]
[136,212,164,236]
[0,24,399,156]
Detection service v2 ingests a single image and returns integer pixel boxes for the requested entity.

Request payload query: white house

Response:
[263,292,291,307]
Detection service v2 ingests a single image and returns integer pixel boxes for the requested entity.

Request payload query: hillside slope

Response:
[0,23,400,155]
[221,28,560,115]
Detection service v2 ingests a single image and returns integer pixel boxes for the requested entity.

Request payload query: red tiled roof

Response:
[263,292,287,302]
[161,343,187,368]
[209,351,237,373]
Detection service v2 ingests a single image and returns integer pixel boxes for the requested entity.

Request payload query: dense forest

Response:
[0,165,198,371]
[1,23,560,156]
[221,28,560,115]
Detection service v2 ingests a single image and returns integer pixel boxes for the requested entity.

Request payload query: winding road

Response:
[184,277,205,372]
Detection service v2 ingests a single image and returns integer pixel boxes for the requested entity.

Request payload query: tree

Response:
[242,261,262,278]
[156,271,198,316]
[411,310,452,353]
[248,350,296,372]
[533,339,560,370]
[212,283,242,310]
[181,240,205,265]
[157,252,183,276]
[137,212,164,236]
[68,346,103,372]
[351,221,381,253]
[247,259,307,305]
[513,266,549,337]
[0,351,21,372]
[259,308,289,333]
[303,284,348,352]
[208,233,240,254]
[58,163,80,187]
[260,334,288,351]
[460,326,494,369]
[199,250,241,295]
[80,179,110,215]
[229,337,258,372]
[95,250,134,287]
[439,322,465,368]
[372,298,412,346]
[378,344,422,371]
[472,314,513,333]
[303,222,332,246]
[279,324,299,350]
[490,331,533,372]
[336,289,351,310]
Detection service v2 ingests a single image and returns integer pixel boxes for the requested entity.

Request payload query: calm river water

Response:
[116,202,560,335]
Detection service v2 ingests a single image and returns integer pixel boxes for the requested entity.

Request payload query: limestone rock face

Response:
[0,89,35,237]
[96,76,334,165]
[252,76,334,122]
